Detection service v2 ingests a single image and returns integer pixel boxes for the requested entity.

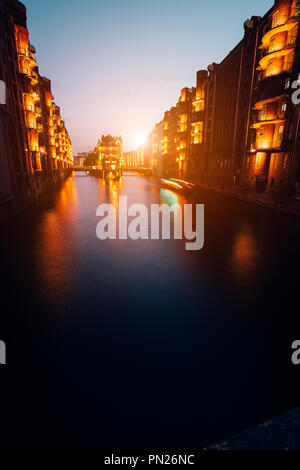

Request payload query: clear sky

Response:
[24,0,273,153]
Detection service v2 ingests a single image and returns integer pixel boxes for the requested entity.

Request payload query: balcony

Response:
[18,47,28,57]
[24,104,35,112]
[30,71,39,83]
[289,6,300,21]
[261,18,299,49]
[255,135,283,151]
[261,46,281,59]
[258,62,294,82]
[251,116,285,129]
[272,136,283,149]
[18,47,36,67]
[254,94,289,110]
[286,34,298,47]
[259,41,296,69]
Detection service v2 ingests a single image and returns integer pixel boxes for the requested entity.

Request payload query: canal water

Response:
[1,171,300,449]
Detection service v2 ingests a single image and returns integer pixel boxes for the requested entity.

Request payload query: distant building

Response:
[74,152,90,166]
[95,135,123,179]
[123,151,138,169]
[124,143,151,170]
[143,133,153,169]
[96,135,122,163]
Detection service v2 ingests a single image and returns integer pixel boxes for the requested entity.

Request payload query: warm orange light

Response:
[134,134,146,148]
[161,179,183,189]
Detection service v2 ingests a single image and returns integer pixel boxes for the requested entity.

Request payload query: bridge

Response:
[74,166,152,176]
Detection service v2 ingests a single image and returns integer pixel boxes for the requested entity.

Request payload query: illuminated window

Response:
[269,36,279,53]
[284,78,290,89]
[283,153,288,169]
[273,154,278,169]
[272,11,279,28]
[281,102,287,113]
[260,106,267,121]
[266,60,275,77]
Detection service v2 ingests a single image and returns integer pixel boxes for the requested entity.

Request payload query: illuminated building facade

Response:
[143,133,153,169]
[74,152,90,167]
[137,146,144,168]
[161,107,178,178]
[96,135,123,178]
[190,71,207,180]
[148,0,300,211]
[123,150,139,169]
[176,87,194,179]
[246,0,300,202]
[0,0,73,220]
[203,15,261,189]
[152,121,163,178]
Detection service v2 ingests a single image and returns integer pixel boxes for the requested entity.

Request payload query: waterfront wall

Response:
[0,0,73,221]
[147,0,300,212]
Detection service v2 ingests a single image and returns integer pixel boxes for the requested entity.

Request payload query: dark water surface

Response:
[1,171,300,449]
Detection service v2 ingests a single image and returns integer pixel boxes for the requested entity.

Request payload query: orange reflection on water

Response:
[98,177,124,211]
[231,225,259,281]
[35,174,80,303]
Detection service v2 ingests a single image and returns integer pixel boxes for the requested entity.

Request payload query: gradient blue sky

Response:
[24,0,273,153]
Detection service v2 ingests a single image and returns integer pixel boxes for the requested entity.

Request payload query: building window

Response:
[269,36,277,52]
[272,11,279,28]
[267,60,275,77]
[285,78,290,89]
[273,154,278,169]
[260,106,267,121]
[283,153,288,169]
[281,101,287,115]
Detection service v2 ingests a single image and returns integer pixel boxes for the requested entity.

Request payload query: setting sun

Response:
[134,134,147,148]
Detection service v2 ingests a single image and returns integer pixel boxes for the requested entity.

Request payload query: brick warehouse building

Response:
[149,0,300,212]
[0,0,73,221]
[246,0,300,206]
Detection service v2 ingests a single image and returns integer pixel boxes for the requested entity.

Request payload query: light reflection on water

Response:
[35,172,263,304]
[231,224,259,282]
[2,170,300,449]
